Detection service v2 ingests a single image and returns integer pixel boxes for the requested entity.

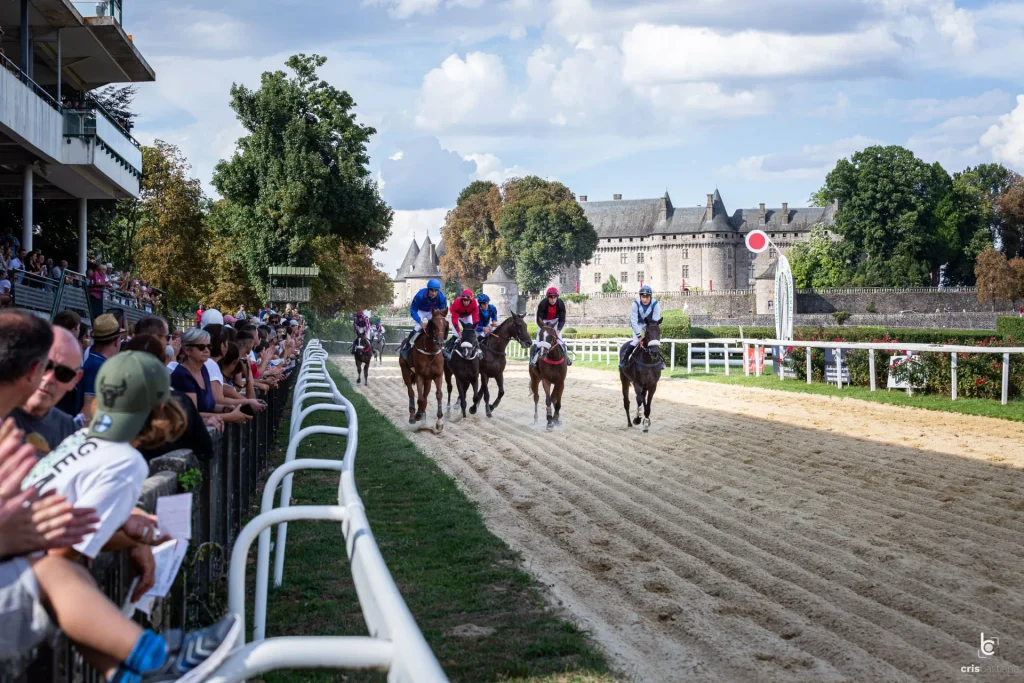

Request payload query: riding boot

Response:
[529,346,539,367]
[402,330,419,361]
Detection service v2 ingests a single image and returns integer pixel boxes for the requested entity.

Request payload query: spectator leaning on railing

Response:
[80,314,124,423]
[0,311,242,681]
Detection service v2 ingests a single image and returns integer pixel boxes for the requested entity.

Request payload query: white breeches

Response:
[412,310,430,332]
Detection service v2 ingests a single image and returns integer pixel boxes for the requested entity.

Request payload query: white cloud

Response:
[980,95,1024,171]
[365,0,442,19]
[464,152,528,183]
[621,24,903,83]
[508,26,526,40]
[907,115,994,170]
[378,137,476,210]
[723,135,885,181]
[414,52,512,131]
[389,151,404,160]
[881,90,1014,123]
[375,209,450,277]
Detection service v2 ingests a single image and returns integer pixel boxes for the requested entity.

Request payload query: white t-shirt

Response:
[204,358,224,385]
[166,361,179,373]
[21,429,149,560]
[0,279,10,294]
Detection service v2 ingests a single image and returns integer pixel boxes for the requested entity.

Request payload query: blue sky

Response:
[127,0,1024,276]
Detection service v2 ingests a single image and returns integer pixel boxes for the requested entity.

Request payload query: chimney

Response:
[705,193,714,221]
[613,194,622,200]
[780,202,789,226]
[758,203,766,226]
[579,195,587,202]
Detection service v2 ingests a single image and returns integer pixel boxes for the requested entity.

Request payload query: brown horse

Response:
[352,330,373,385]
[399,308,449,432]
[619,318,663,432]
[529,325,568,430]
[471,313,532,418]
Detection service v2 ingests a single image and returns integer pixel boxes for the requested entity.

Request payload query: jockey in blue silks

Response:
[475,293,499,338]
[402,278,447,360]
[620,285,662,368]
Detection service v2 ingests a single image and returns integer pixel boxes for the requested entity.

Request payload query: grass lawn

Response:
[257,364,615,682]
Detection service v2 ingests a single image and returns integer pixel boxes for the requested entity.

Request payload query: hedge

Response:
[997,316,1024,342]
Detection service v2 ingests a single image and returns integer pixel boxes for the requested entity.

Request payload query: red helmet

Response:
[546,287,559,296]
[461,289,473,298]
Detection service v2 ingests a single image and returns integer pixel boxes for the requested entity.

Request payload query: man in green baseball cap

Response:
[88,351,171,442]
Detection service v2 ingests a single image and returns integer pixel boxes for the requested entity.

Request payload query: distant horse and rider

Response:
[350,311,374,384]
[619,285,665,432]
[369,320,386,363]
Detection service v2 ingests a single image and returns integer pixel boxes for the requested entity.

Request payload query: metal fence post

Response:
[1002,352,1010,405]
[951,353,958,401]
[869,350,876,391]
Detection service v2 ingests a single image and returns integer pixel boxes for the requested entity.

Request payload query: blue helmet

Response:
[639,285,653,296]
[427,278,442,291]
[477,293,490,304]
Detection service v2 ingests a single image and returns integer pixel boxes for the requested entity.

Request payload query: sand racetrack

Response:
[334,355,1024,682]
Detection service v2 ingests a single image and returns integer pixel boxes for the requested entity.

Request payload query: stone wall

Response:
[796,291,1011,314]
[690,312,1000,331]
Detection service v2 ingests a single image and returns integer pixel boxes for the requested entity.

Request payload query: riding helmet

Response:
[461,289,474,298]
[546,287,559,296]
[639,285,653,296]
[427,278,442,291]
[477,293,490,304]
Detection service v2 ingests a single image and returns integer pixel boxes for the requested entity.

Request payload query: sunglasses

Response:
[188,343,212,351]
[547,295,557,298]
[45,359,78,383]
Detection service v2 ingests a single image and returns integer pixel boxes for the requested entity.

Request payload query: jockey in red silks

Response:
[444,289,480,359]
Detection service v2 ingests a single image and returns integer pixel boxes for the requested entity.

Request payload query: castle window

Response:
[629,238,633,242]
[681,265,689,278]
[770,247,777,258]
[682,248,689,259]
[637,252,645,264]
[500,286,507,295]
[637,271,644,283]
[620,271,628,283]
[559,273,566,285]
[673,235,677,240]
[748,263,755,280]
[595,272,601,283]
[594,254,601,265]
[620,253,628,264]
[618,238,623,243]
[726,263,733,278]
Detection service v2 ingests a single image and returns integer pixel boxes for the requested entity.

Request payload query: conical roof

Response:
[705,189,733,231]
[395,238,420,280]
[484,265,514,284]
[411,242,441,277]
[435,239,447,261]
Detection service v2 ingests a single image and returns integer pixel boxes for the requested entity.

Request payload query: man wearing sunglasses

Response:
[11,327,83,452]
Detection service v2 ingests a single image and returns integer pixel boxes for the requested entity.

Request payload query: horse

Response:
[471,313,532,418]
[398,308,449,433]
[370,331,386,364]
[529,325,568,430]
[618,318,663,432]
[352,330,373,385]
[444,324,481,418]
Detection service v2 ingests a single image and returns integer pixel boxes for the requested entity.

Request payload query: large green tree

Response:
[787,224,849,288]
[211,53,392,299]
[816,145,951,286]
[496,176,598,292]
[439,181,503,290]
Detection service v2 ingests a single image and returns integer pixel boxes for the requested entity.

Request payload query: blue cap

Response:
[477,293,490,303]
[427,279,441,290]
[639,285,653,296]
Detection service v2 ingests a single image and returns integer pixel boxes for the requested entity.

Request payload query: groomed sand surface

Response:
[335,355,1024,682]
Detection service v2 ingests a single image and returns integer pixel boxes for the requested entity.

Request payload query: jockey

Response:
[402,278,448,360]
[352,310,370,354]
[621,285,663,368]
[373,319,385,338]
[445,289,480,359]
[476,293,499,338]
[531,286,572,367]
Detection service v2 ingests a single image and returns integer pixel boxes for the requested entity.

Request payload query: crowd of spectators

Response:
[0,302,305,681]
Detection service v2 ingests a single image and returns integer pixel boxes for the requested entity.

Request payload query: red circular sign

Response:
[747,232,767,251]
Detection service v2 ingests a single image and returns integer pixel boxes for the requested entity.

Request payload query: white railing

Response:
[211,340,447,682]
[509,336,1024,406]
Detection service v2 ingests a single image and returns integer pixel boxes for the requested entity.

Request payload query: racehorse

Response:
[619,317,663,432]
[370,331,386,364]
[471,313,532,418]
[399,308,449,433]
[352,330,373,385]
[444,324,481,418]
[529,324,568,430]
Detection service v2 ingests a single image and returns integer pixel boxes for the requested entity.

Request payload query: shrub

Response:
[660,310,690,339]
[865,301,876,313]
[832,310,851,325]
[997,316,1024,343]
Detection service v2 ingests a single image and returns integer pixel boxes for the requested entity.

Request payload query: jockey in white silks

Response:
[621,285,662,368]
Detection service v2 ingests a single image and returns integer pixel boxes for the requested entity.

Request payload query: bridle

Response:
[416,315,446,356]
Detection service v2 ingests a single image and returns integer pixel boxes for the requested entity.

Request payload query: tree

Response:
[601,275,622,293]
[935,169,994,285]
[816,145,952,286]
[212,53,392,299]
[996,174,1024,258]
[309,236,393,316]
[788,224,848,288]
[130,142,211,310]
[976,248,1020,305]
[439,181,503,290]
[91,85,139,127]
[497,176,598,292]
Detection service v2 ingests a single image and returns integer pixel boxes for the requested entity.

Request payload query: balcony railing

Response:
[64,105,142,176]
[71,0,123,23]
[0,51,63,112]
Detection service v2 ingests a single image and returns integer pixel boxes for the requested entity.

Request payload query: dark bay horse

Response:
[619,318,663,432]
[444,325,481,418]
[471,313,532,418]
[399,308,449,433]
[529,325,568,430]
[352,330,372,385]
